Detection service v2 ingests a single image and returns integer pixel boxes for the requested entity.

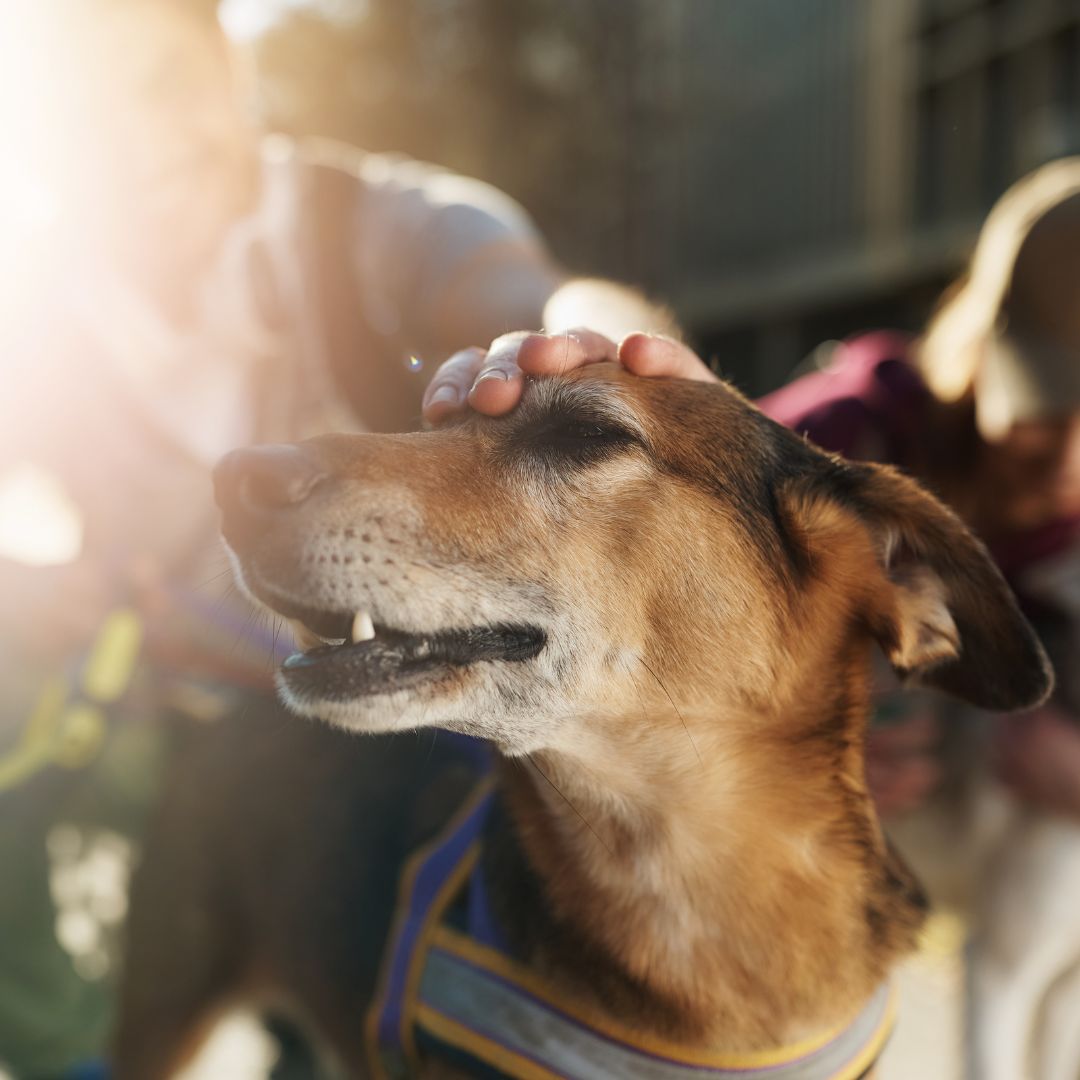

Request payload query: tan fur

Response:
[116,364,1050,1074]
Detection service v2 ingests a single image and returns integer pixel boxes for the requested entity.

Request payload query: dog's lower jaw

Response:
[274,677,580,750]
[494,714,923,1051]
[272,644,599,752]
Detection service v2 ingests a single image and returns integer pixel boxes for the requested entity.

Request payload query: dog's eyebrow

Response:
[521,379,648,440]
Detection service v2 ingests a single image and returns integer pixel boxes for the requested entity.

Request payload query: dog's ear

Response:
[799,458,1053,711]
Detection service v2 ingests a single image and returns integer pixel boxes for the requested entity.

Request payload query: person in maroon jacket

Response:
[758,160,1080,818]
[431,158,1080,821]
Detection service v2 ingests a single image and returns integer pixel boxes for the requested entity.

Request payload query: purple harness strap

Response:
[367,777,496,1077]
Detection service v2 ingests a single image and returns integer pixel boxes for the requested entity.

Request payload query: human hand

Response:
[996,705,1080,818]
[421,329,718,424]
[866,711,944,819]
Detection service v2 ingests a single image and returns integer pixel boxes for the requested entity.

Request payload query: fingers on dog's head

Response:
[516,329,616,376]
[617,333,712,382]
[423,346,488,422]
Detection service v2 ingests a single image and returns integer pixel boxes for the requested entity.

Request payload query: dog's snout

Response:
[214,445,328,535]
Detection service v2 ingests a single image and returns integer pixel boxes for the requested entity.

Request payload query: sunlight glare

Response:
[0,164,59,233]
[0,464,84,567]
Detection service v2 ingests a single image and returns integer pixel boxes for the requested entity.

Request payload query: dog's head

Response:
[215,365,1051,752]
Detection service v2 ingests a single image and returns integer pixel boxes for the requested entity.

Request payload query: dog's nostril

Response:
[213,445,328,516]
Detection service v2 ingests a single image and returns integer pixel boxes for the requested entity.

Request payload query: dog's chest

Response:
[367,772,897,1080]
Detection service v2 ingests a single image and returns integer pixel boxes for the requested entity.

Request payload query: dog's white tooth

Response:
[351,610,375,643]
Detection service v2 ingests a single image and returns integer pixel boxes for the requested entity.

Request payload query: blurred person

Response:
[0,0,675,1073]
[758,158,1080,817]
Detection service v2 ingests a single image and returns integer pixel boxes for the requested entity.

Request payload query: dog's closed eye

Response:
[521,413,642,467]
[500,381,648,471]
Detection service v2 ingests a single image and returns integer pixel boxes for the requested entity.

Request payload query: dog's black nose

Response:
[213,445,328,520]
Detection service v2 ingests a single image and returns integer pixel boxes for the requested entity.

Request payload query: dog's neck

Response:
[488,670,924,1052]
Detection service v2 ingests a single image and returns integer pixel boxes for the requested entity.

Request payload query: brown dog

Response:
[113,364,1051,1077]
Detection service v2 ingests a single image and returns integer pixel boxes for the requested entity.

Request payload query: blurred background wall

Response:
[226,0,1080,393]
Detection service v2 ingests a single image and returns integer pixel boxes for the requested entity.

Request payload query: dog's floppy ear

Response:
[807,458,1053,711]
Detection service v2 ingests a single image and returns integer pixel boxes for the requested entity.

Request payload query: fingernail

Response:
[428,385,459,408]
[474,368,510,386]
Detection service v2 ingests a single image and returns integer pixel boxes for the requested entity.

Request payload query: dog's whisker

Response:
[526,754,613,856]
[624,664,655,742]
[208,580,239,626]
[229,604,266,660]
[191,567,234,592]
[638,657,704,769]
[423,728,439,764]
[269,615,283,672]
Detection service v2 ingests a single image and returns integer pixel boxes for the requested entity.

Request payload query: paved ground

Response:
[879,911,967,1080]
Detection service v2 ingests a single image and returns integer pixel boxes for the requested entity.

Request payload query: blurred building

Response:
[249,0,1080,391]
[678,0,1080,390]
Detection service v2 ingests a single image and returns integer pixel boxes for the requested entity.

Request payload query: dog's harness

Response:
[366,778,896,1080]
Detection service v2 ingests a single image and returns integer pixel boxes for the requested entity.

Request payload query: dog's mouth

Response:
[273,601,546,702]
